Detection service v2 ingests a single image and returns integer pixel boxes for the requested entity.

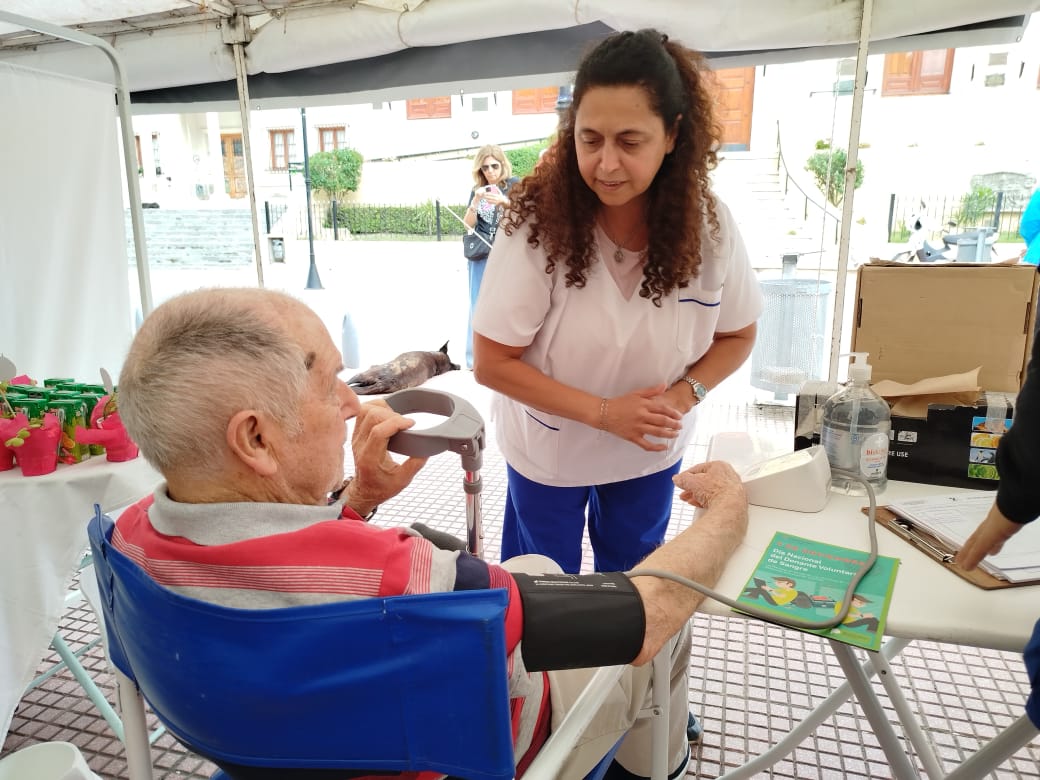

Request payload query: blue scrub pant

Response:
[466,257,487,369]
[501,460,684,573]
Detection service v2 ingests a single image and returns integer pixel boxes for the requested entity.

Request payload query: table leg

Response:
[717,637,910,779]
[830,640,921,779]
[868,647,944,778]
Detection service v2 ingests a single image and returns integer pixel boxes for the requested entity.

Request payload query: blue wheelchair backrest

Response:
[87,508,515,780]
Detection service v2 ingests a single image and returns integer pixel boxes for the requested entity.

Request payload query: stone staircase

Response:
[712,153,838,269]
[125,208,253,266]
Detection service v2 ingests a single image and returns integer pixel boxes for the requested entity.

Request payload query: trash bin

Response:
[269,236,285,262]
[751,277,832,400]
[953,226,996,262]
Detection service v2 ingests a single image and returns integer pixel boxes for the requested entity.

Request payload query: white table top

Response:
[0,455,161,746]
[699,478,1038,653]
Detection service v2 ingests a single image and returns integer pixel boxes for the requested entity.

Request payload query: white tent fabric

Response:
[0,0,1038,98]
[0,0,1038,381]
[0,62,132,382]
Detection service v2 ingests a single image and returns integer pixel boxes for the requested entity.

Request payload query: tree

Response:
[805,147,864,207]
[308,147,363,202]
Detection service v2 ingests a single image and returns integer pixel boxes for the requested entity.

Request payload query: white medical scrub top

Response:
[473,198,764,487]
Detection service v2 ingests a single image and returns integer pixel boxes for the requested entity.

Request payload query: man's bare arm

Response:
[629,461,748,665]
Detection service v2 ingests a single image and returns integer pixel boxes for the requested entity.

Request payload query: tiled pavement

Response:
[4,374,1039,779]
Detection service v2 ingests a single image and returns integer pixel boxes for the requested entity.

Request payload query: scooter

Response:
[892,211,997,263]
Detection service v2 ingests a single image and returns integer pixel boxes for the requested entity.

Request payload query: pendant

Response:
[613,245,625,263]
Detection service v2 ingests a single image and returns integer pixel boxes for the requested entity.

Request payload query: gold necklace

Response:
[604,221,642,263]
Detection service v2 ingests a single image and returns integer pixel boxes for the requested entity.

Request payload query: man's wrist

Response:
[341,477,380,520]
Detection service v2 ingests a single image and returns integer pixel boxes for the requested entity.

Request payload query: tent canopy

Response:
[1,1,1038,111]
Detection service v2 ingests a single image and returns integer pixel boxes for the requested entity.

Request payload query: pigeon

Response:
[347,342,459,395]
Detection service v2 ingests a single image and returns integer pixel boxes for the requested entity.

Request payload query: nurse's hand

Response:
[600,385,683,451]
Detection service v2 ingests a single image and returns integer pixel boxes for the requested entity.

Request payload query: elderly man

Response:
[114,287,748,780]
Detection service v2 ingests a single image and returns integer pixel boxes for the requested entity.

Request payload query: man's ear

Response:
[226,409,278,477]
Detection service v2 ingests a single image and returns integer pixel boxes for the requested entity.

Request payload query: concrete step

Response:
[125,208,253,266]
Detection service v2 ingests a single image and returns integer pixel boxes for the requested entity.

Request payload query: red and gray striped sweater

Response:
[113,488,551,778]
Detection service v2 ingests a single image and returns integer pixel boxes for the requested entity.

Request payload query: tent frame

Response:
[0,9,154,315]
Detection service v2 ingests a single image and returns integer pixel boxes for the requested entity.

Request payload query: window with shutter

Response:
[512,87,560,115]
[406,97,452,119]
[882,50,954,96]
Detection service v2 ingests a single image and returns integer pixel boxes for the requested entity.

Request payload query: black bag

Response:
[463,228,493,261]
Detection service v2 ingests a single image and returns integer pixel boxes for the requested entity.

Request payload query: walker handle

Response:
[384,388,484,472]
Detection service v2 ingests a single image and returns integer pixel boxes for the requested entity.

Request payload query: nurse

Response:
[472,28,764,575]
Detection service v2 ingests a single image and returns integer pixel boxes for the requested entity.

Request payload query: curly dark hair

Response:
[502,29,723,305]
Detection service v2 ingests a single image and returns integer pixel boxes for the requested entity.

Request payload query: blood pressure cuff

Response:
[512,571,645,672]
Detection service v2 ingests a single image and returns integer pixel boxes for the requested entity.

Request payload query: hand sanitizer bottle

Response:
[820,352,891,495]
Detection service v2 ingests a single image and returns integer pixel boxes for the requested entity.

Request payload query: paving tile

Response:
[3,392,1039,778]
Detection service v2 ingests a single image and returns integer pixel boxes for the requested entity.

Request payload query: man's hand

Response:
[628,459,748,665]
[956,503,1022,571]
[347,401,427,516]
[673,460,744,509]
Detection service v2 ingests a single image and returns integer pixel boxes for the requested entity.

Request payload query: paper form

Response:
[887,494,1040,580]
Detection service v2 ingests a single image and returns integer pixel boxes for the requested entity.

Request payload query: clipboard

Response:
[864,506,1040,590]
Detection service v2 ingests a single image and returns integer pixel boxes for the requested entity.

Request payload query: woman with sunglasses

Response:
[462,145,519,369]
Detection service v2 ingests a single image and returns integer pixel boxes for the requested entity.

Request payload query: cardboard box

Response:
[851,261,1038,392]
[887,393,1015,490]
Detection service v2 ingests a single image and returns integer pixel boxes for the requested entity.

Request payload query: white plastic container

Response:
[820,352,891,496]
[0,741,101,780]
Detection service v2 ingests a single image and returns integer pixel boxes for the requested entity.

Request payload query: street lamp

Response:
[300,107,323,290]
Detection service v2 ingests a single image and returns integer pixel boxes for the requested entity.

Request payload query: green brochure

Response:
[735,531,900,651]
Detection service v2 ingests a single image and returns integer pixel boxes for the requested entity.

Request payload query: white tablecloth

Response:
[0,456,161,745]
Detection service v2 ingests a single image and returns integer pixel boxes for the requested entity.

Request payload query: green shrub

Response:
[506,141,550,179]
[329,201,471,236]
[309,148,363,201]
[805,148,864,207]
[889,225,911,243]
[954,185,996,227]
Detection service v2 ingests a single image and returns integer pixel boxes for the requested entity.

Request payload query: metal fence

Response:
[264,199,471,242]
[886,192,1025,243]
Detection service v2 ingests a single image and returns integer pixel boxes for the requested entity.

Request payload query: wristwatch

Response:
[681,376,708,404]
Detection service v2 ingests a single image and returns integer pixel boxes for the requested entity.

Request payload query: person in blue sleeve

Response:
[1020,188,1040,266]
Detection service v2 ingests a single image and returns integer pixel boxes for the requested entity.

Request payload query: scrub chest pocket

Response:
[675,286,723,356]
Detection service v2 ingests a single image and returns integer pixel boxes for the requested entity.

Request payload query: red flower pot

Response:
[0,413,30,472]
[16,413,62,477]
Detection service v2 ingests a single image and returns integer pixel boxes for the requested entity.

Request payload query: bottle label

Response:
[860,432,889,479]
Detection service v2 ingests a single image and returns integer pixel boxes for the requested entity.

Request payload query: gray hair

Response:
[119,288,310,478]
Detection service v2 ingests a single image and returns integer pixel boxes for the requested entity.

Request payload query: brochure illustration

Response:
[736,531,900,651]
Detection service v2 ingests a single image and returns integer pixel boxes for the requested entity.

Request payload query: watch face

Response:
[685,377,707,401]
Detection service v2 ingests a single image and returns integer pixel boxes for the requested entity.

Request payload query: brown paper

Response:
[871,368,981,418]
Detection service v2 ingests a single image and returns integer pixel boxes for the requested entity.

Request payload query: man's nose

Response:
[340,382,361,417]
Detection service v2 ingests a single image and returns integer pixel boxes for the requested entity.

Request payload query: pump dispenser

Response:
[819,352,892,495]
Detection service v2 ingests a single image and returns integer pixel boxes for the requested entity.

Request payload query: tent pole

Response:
[826,0,874,383]
[0,10,154,316]
[232,40,265,288]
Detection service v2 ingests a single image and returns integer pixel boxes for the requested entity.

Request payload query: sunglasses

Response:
[481,163,502,171]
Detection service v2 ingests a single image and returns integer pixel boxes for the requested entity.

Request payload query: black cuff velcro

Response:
[512,572,645,672]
